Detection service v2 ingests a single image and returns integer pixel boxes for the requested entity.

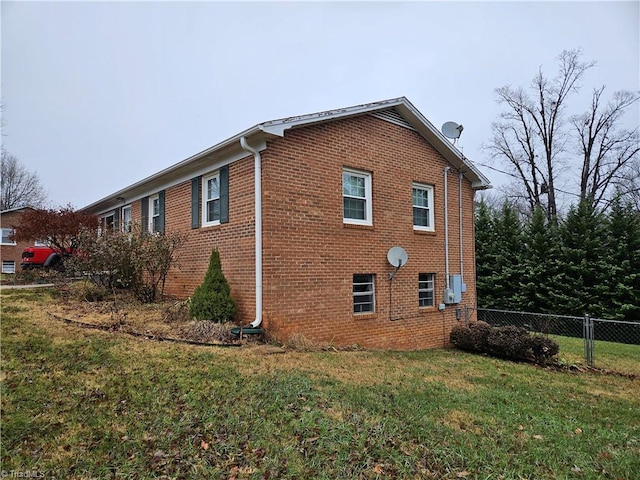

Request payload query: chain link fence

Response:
[471,307,640,373]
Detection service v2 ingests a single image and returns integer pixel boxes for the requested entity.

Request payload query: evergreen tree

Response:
[474,200,496,307]
[606,196,640,320]
[519,206,563,313]
[189,249,237,322]
[557,200,611,318]
[475,201,524,309]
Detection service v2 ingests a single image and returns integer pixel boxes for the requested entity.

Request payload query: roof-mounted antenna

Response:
[442,121,464,145]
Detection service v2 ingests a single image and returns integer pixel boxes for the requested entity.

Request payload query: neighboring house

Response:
[0,207,34,274]
[83,97,491,350]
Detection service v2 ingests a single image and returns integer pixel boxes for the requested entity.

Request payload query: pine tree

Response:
[474,200,496,307]
[475,201,524,309]
[189,249,237,322]
[519,206,563,313]
[557,200,611,318]
[606,197,640,320]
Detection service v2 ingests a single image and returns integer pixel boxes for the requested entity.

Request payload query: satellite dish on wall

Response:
[442,121,464,140]
[387,246,408,268]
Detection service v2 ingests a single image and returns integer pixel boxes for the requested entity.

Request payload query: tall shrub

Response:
[189,249,236,322]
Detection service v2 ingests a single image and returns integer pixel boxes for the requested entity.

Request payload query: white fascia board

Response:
[83,133,269,215]
[259,97,408,137]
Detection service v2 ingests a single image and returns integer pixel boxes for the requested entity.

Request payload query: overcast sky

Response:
[2,1,638,209]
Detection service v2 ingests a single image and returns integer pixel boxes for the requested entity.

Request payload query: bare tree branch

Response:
[1,149,48,210]
[572,88,640,210]
[486,49,598,220]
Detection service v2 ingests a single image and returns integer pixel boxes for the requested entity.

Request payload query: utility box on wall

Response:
[443,274,463,304]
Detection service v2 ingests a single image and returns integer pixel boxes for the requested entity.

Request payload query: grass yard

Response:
[1,288,639,479]
[553,335,640,377]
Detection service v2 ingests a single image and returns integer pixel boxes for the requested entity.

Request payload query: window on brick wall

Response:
[1,228,16,245]
[121,205,132,233]
[2,260,16,274]
[343,168,372,225]
[202,172,221,227]
[99,213,115,237]
[418,273,435,307]
[413,183,434,231]
[150,195,161,233]
[353,274,375,313]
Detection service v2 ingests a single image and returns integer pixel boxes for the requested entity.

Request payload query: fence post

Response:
[583,313,594,367]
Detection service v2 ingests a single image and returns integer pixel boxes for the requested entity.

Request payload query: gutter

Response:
[240,136,263,328]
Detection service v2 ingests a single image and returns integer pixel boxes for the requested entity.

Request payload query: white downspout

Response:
[240,136,262,328]
[444,167,451,291]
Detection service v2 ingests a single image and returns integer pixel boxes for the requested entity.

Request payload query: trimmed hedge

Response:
[450,321,559,364]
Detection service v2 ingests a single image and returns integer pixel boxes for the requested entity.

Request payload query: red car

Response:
[21,246,72,271]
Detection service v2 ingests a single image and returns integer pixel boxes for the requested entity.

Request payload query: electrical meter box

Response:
[443,274,463,304]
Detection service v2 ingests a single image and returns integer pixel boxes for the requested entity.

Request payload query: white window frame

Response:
[202,172,221,227]
[121,205,132,233]
[343,168,372,226]
[413,183,435,232]
[418,273,435,307]
[353,273,375,314]
[148,194,160,233]
[2,260,16,274]
[99,213,115,237]
[1,228,16,245]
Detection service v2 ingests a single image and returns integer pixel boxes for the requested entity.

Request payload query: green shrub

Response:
[189,249,236,322]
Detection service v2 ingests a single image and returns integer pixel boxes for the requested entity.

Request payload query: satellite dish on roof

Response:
[387,246,408,269]
[442,121,464,140]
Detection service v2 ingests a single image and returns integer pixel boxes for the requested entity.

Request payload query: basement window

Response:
[2,260,16,274]
[419,273,435,307]
[353,274,375,314]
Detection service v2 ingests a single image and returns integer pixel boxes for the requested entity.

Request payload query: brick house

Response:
[83,97,491,350]
[1,207,34,274]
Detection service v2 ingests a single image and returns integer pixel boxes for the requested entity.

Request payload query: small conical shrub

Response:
[189,249,237,322]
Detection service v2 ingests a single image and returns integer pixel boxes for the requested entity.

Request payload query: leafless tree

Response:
[572,87,640,210]
[487,49,595,221]
[1,149,48,210]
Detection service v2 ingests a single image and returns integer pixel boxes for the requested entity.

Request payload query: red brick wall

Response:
[123,114,479,350]
[159,156,257,320]
[259,115,478,350]
[1,210,33,274]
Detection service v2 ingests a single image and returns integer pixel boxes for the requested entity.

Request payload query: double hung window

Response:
[202,173,221,226]
[413,183,434,231]
[149,194,161,233]
[343,169,372,225]
[121,205,132,233]
[1,228,15,245]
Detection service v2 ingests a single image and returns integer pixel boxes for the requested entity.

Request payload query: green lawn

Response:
[553,334,640,376]
[2,288,639,479]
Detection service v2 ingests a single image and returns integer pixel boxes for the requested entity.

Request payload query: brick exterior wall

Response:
[1,209,32,274]
[259,115,477,350]
[120,113,479,350]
